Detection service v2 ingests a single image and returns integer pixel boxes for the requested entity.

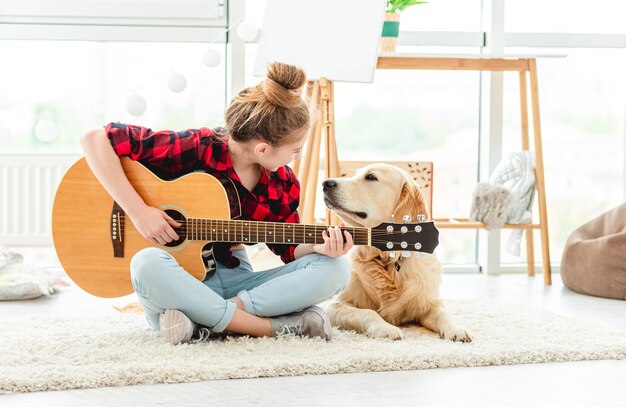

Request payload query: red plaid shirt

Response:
[105,122,301,267]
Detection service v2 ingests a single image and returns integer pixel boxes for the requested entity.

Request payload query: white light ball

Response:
[85,108,105,127]
[0,124,12,146]
[126,93,147,117]
[168,72,187,93]
[202,48,221,68]
[35,118,58,142]
[237,21,259,42]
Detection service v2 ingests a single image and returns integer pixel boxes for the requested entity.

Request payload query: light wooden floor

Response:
[2,249,625,406]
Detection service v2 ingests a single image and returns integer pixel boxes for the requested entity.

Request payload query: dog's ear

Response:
[395,177,430,220]
[354,246,396,267]
[353,245,383,263]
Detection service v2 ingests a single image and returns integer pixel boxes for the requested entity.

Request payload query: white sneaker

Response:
[270,306,333,341]
[159,309,195,345]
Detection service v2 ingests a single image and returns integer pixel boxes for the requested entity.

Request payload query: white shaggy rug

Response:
[2,299,625,394]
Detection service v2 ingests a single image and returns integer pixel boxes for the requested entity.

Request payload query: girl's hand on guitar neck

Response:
[313,225,354,258]
[129,205,181,245]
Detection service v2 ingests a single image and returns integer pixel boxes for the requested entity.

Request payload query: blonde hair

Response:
[225,62,310,146]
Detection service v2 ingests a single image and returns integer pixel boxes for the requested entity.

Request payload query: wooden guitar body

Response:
[52,157,230,298]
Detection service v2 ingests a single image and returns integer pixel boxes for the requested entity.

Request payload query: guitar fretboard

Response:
[182,218,370,245]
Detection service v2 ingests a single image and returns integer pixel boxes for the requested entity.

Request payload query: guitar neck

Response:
[182,218,370,245]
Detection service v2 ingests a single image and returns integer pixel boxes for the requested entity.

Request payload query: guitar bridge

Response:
[111,202,125,258]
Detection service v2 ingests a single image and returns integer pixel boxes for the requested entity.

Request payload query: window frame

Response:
[0,0,226,27]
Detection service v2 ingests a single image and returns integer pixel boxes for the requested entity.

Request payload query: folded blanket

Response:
[489,151,535,224]
[561,203,626,300]
[469,151,536,256]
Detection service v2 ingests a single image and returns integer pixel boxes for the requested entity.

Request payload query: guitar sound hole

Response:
[163,209,187,248]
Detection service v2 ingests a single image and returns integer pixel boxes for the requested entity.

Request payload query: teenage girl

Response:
[80,62,352,345]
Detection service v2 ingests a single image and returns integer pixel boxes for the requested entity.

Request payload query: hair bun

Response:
[262,62,307,109]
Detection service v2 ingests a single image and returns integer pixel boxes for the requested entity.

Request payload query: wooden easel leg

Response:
[322,79,340,226]
[297,82,320,196]
[528,59,552,285]
[294,81,321,223]
[297,78,341,226]
[303,112,323,224]
[519,70,535,277]
[327,80,339,180]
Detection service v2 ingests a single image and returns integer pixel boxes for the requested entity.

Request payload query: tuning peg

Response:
[403,215,411,223]
[389,251,396,258]
[416,214,426,222]
[391,213,395,223]
[416,252,425,258]
[402,251,410,257]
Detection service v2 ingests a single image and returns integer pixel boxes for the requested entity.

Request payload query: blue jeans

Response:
[129,247,351,332]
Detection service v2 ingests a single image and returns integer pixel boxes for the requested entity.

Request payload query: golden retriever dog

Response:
[322,163,472,342]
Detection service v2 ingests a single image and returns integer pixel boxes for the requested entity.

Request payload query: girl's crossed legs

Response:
[129,247,350,338]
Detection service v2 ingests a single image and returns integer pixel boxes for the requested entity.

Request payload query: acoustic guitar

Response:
[52,157,439,298]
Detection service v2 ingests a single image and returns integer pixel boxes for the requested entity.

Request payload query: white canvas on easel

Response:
[253,0,386,83]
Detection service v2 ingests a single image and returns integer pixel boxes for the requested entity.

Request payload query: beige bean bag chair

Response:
[561,203,626,300]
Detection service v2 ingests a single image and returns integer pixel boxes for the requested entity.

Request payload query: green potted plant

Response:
[381,0,427,53]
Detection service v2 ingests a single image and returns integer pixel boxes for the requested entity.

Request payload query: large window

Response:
[500,48,626,264]
[0,41,228,153]
[397,0,481,32]
[505,0,626,34]
[0,0,227,153]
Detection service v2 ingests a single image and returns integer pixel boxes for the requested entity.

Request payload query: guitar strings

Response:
[120,218,431,226]
[115,225,423,238]
[116,219,431,230]
[115,218,432,245]
[113,225,428,248]
[114,230,425,246]
[116,224,429,237]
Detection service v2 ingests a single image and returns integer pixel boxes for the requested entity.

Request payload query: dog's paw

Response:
[366,323,405,340]
[439,325,473,343]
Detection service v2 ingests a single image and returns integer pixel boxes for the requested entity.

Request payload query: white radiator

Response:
[0,154,79,246]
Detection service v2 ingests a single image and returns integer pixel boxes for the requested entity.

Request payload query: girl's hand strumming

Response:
[129,206,181,245]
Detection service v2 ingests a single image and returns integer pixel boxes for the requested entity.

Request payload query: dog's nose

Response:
[322,179,337,191]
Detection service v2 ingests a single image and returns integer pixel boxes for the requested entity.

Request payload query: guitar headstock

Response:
[370,215,439,256]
